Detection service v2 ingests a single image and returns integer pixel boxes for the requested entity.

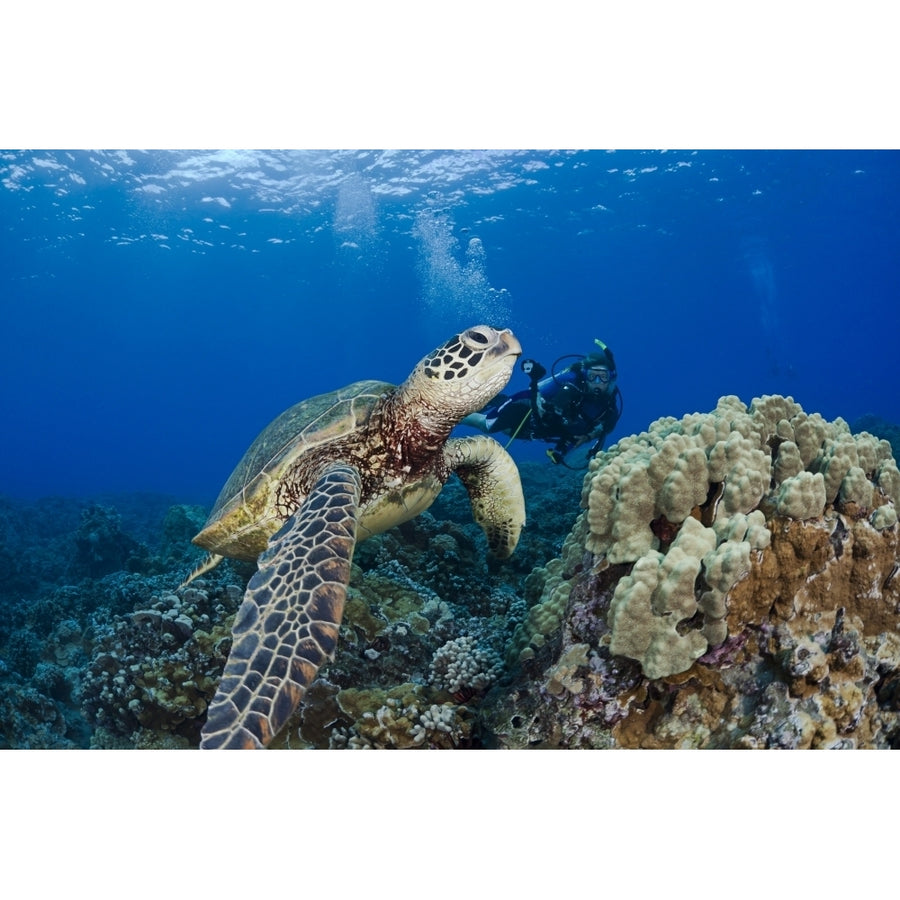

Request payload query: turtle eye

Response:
[462,326,493,349]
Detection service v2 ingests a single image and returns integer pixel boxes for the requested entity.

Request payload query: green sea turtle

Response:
[183,325,526,749]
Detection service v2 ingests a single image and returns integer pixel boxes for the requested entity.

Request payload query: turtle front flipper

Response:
[200,463,362,749]
[444,435,525,559]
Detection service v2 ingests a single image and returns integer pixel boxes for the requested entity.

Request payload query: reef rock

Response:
[483,395,900,749]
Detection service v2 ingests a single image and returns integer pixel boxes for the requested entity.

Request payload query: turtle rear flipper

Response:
[200,463,362,749]
[179,552,224,589]
[445,435,526,559]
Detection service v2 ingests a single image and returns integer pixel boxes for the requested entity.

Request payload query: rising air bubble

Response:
[412,208,512,329]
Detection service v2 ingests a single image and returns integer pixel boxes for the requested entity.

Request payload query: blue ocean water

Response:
[2,149,898,503]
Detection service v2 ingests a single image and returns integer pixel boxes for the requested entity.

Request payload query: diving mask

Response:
[585,366,611,386]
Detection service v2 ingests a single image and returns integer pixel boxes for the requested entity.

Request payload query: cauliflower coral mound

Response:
[582,393,896,679]
[490,395,900,749]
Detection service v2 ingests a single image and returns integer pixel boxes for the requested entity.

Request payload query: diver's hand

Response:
[521,359,547,382]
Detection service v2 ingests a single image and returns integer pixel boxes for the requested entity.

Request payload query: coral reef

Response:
[3,405,899,751]
[82,582,242,748]
[482,395,900,748]
[853,413,900,463]
[0,493,240,748]
[0,471,549,748]
[72,504,148,579]
[296,683,478,750]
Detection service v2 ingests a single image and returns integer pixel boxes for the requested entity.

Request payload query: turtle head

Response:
[408,325,522,421]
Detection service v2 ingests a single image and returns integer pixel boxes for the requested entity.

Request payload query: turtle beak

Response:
[496,328,522,360]
[479,328,520,394]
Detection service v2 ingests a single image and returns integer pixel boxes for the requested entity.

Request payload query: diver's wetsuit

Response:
[478,367,622,461]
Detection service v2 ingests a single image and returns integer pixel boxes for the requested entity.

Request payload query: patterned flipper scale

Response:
[200,463,362,749]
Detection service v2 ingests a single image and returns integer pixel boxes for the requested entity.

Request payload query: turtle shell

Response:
[193,379,392,561]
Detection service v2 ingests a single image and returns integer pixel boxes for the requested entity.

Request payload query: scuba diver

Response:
[462,339,623,467]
